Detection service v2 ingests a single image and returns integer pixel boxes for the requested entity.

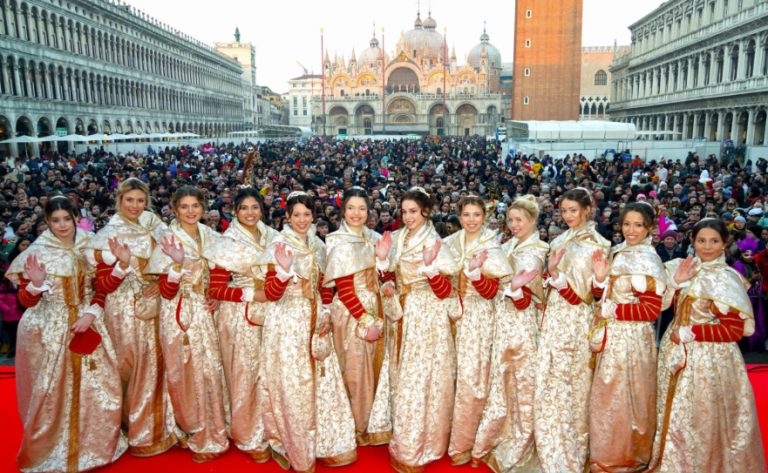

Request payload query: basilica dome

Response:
[467,28,502,69]
[397,11,444,62]
[358,35,389,68]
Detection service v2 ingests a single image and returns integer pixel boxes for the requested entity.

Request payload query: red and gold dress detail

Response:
[386,220,462,473]
[443,227,512,465]
[324,221,393,446]
[648,255,766,473]
[474,231,548,472]
[588,237,666,473]
[202,218,278,461]
[255,224,357,473]
[8,229,127,472]
[85,211,177,457]
[534,222,609,472]
[144,221,229,461]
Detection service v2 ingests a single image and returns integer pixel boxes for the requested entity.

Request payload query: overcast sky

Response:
[122,0,666,93]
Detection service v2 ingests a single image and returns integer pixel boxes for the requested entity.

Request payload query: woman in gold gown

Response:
[443,195,512,466]
[324,187,394,446]
[145,186,230,462]
[385,187,462,473]
[588,202,665,472]
[9,196,127,472]
[474,195,546,472]
[648,219,766,472]
[86,178,177,457]
[257,191,357,473]
[535,188,610,472]
[203,187,278,462]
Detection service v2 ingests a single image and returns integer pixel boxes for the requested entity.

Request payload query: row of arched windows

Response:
[615,35,768,102]
[0,54,243,119]
[0,0,241,95]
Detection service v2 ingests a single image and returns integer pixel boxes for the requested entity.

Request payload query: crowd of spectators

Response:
[1,135,768,355]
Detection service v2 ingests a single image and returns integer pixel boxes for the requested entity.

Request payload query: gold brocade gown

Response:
[588,238,665,473]
[648,255,766,473]
[256,224,357,473]
[202,218,279,458]
[386,221,462,473]
[85,211,178,456]
[444,227,513,465]
[8,229,127,472]
[324,222,393,446]
[145,221,230,458]
[474,231,548,473]
[534,222,609,473]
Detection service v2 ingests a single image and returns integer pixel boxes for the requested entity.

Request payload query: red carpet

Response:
[1,366,766,472]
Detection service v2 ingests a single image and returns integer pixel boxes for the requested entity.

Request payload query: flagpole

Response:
[381,27,386,134]
[443,27,447,136]
[321,27,326,136]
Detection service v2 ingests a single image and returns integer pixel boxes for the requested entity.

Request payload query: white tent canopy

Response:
[0,132,201,144]
[508,120,637,141]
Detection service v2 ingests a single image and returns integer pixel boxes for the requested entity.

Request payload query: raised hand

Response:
[24,254,46,287]
[511,269,539,291]
[161,235,185,265]
[376,231,392,261]
[108,236,131,267]
[468,250,488,273]
[591,250,609,283]
[422,240,442,267]
[274,242,294,273]
[674,255,697,285]
[547,248,565,279]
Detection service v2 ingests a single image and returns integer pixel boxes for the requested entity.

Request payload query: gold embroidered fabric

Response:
[388,221,459,470]
[256,226,357,471]
[89,214,176,454]
[473,233,546,470]
[10,231,128,472]
[534,223,609,472]
[589,239,663,472]
[649,267,766,472]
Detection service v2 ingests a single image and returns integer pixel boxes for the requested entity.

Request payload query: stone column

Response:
[692,113,700,139]
[682,113,690,140]
[737,39,748,80]
[746,108,756,145]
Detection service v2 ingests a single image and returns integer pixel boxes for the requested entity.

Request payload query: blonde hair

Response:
[116,177,152,212]
[508,194,540,221]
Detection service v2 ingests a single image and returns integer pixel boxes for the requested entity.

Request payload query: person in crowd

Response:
[588,202,666,472]
[535,187,610,472]
[443,195,512,465]
[0,238,31,359]
[202,187,279,462]
[732,236,766,352]
[649,219,766,472]
[145,186,229,463]
[385,187,461,473]
[256,191,357,472]
[473,195,545,471]
[86,177,177,457]
[323,186,394,446]
[7,196,127,472]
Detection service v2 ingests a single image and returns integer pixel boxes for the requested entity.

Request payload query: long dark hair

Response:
[233,187,265,222]
[692,218,728,242]
[44,195,78,222]
[340,187,370,219]
[286,193,315,217]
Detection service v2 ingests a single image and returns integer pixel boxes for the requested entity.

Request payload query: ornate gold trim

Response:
[357,431,392,446]
[66,305,81,473]
[270,448,291,470]
[450,450,471,466]
[389,455,425,473]
[191,448,228,463]
[244,448,270,463]
[128,434,177,457]
[317,448,357,467]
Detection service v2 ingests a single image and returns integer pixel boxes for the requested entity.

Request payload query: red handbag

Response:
[68,327,102,355]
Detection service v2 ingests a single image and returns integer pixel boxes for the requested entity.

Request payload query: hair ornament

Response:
[287,191,309,200]
[410,186,430,197]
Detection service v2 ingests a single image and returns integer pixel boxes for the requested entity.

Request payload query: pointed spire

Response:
[480,20,489,43]
[414,0,423,28]
[450,45,457,59]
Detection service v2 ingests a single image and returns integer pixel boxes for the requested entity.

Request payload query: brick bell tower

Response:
[512,0,583,120]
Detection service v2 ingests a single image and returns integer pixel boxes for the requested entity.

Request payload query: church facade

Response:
[310,11,507,137]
